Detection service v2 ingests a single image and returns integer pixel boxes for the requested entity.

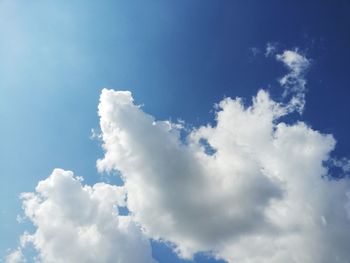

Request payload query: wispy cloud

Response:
[250,47,261,57]
[276,49,310,113]
[265,42,278,57]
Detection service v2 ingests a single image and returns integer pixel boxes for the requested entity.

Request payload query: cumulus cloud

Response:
[4,249,24,263]
[7,49,350,263]
[14,169,155,263]
[97,78,350,262]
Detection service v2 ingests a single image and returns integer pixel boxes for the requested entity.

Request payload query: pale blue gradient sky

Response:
[1,1,350,262]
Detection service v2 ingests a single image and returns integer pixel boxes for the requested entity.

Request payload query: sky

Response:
[1,1,350,262]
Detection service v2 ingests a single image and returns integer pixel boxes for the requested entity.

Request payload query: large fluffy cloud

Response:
[15,169,155,263]
[97,51,350,262]
[7,49,350,263]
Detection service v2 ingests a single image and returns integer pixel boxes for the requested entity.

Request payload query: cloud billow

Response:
[97,86,350,262]
[8,50,350,263]
[96,50,350,262]
[12,169,155,263]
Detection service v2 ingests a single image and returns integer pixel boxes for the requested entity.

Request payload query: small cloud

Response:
[276,49,310,76]
[330,157,350,173]
[276,49,311,113]
[250,47,261,56]
[90,128,102,140]
[15,215,25,223]
[265,42,278,57]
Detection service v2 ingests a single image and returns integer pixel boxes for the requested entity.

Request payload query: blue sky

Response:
[1,1,350,262]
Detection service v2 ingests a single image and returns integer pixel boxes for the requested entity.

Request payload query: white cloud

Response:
[277,50,310,76]
[15,169,155,263]
[4,249,24,263]
[276,49,310,113]
[97,84,350,262]
[331,157,350,173]
[265,42,277,57]
[7,49,350,263]
[250,47,261,56]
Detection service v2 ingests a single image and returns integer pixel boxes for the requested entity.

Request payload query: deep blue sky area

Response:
[1,1,350,262]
